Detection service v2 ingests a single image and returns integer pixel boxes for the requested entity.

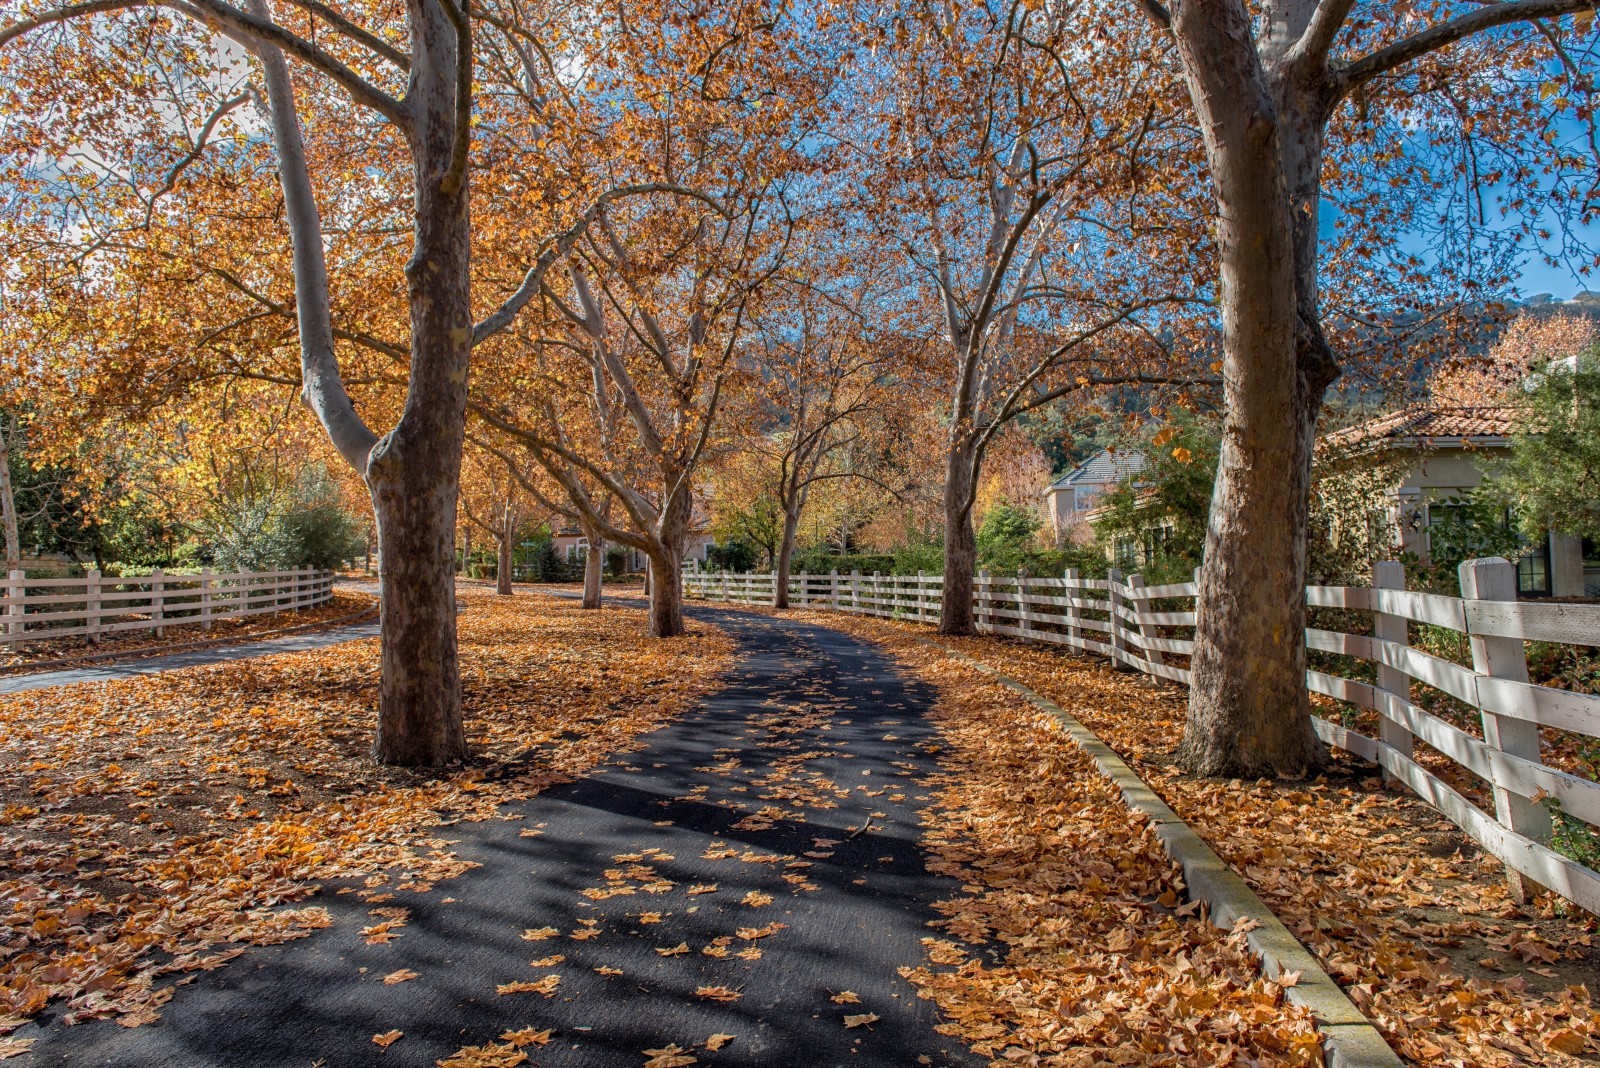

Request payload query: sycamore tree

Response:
[849,0,1214,634]
[1135,0,1600,776]
[470,0,830,636]
[739,233,914,607]
[0,0,716,763]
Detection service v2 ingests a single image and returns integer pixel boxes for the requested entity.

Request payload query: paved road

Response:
[0,622,381,696]
[15,603,979,1068]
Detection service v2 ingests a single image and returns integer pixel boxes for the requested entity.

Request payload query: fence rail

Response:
[3,567,336,648]
[684,560,1600,915]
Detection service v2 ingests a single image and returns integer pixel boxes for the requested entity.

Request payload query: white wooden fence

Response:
[3,567,335,648]
[684,560,1600,914]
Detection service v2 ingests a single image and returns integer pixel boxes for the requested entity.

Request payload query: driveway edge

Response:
[921,639,1405,1068]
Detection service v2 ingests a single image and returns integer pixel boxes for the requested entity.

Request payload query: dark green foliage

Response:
[711,494,783,568]
[1092,414,1219,583]
[790,548,897,576]
[974,501,1040,572]
[1480,351,1600,545]
[706,539,760,572]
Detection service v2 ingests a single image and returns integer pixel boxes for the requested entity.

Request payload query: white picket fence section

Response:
[684,559,1600,915]
[3,567,335,648]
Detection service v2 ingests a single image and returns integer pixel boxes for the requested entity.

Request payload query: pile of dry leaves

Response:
[0,589,376,673]
[836,614,1598,1067]
[0,589,732,1052]
[800,612,1325,1067]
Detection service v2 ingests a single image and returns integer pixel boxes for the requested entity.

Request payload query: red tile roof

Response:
[1321,405,1520,451]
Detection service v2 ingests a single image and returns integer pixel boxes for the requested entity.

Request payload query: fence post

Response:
[1107,567,1130,670]
[1371,561,1413,785]
[1016,568,1031,642]
[976,569,990,633]
[870,571,881,618]
[850,570,861,613]
[1459,556,1550,903]
[200,568,213,631]
[6,570,23,648]
[150,568,166,637]
[1127,572,1162,673]
[1062,568,1081,649]
[86,569,102,644]
[916,570,927,623]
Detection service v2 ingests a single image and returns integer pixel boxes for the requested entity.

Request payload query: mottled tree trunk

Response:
[1169,2,1329,777]
[496,506,515,596]
[366,22,472,766]
[0,419,20,574]
[582,518,604,604]
[646,548,684,636]
[938,436,977,635]
[773,506,801,609]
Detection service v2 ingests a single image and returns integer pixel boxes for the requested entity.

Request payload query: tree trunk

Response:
[646,548,684,637]
[580,523,604,609]
[773,506,801,609]
[0,419,20,574]
[1169,3,1327,777]
[938,436,977,635]
[365,58,472,767]
[496,507,514,595]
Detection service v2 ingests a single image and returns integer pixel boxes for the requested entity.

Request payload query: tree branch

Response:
[1336,0,1596,95]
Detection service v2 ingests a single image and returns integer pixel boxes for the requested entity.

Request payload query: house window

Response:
[1517,540,1551,597]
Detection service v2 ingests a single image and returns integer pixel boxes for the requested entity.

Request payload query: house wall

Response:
[1391,446,1587,597]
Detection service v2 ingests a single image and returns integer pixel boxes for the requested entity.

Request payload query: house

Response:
[1042,449,1146,542]
[549,528,715,573]
[1324,404,1596,597]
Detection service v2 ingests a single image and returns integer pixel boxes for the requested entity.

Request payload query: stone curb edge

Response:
[0,602,380,677]
[918,637,1405,1068]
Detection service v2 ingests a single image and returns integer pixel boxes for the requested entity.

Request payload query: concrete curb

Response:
[921,639,1405,1068]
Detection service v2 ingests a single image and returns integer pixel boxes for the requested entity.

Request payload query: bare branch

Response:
[1337,0,1596,96]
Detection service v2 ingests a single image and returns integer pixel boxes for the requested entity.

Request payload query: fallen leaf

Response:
[500,1028,554,1047]
[843,1014,879,1029]
[382,968,420,985]
[694,985,742,1002]
[705,1033,735,1051]
[372,1030,403,1049]
[642,1043,696,1067]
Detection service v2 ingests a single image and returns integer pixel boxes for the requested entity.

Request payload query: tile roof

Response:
[1322,405,1520,451]
[1048,448,1147,489]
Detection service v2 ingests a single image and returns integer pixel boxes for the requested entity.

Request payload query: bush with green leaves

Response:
[705,539,760,573]
[204,465,365,574]
[1479,349,1600,547]
[974,501,1041,572]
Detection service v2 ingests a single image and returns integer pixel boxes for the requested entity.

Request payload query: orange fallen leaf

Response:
[843,1013,879,1029]
[382,968,419,985]
[496,976,560,996]
[372,1030,403,1049]
[642,1044,696,1068]
[830,991,861,1004]
[500,1027,554,1047]
[656,943,690,956]
[694,985,742,1002]
[705,1034,735,1051]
